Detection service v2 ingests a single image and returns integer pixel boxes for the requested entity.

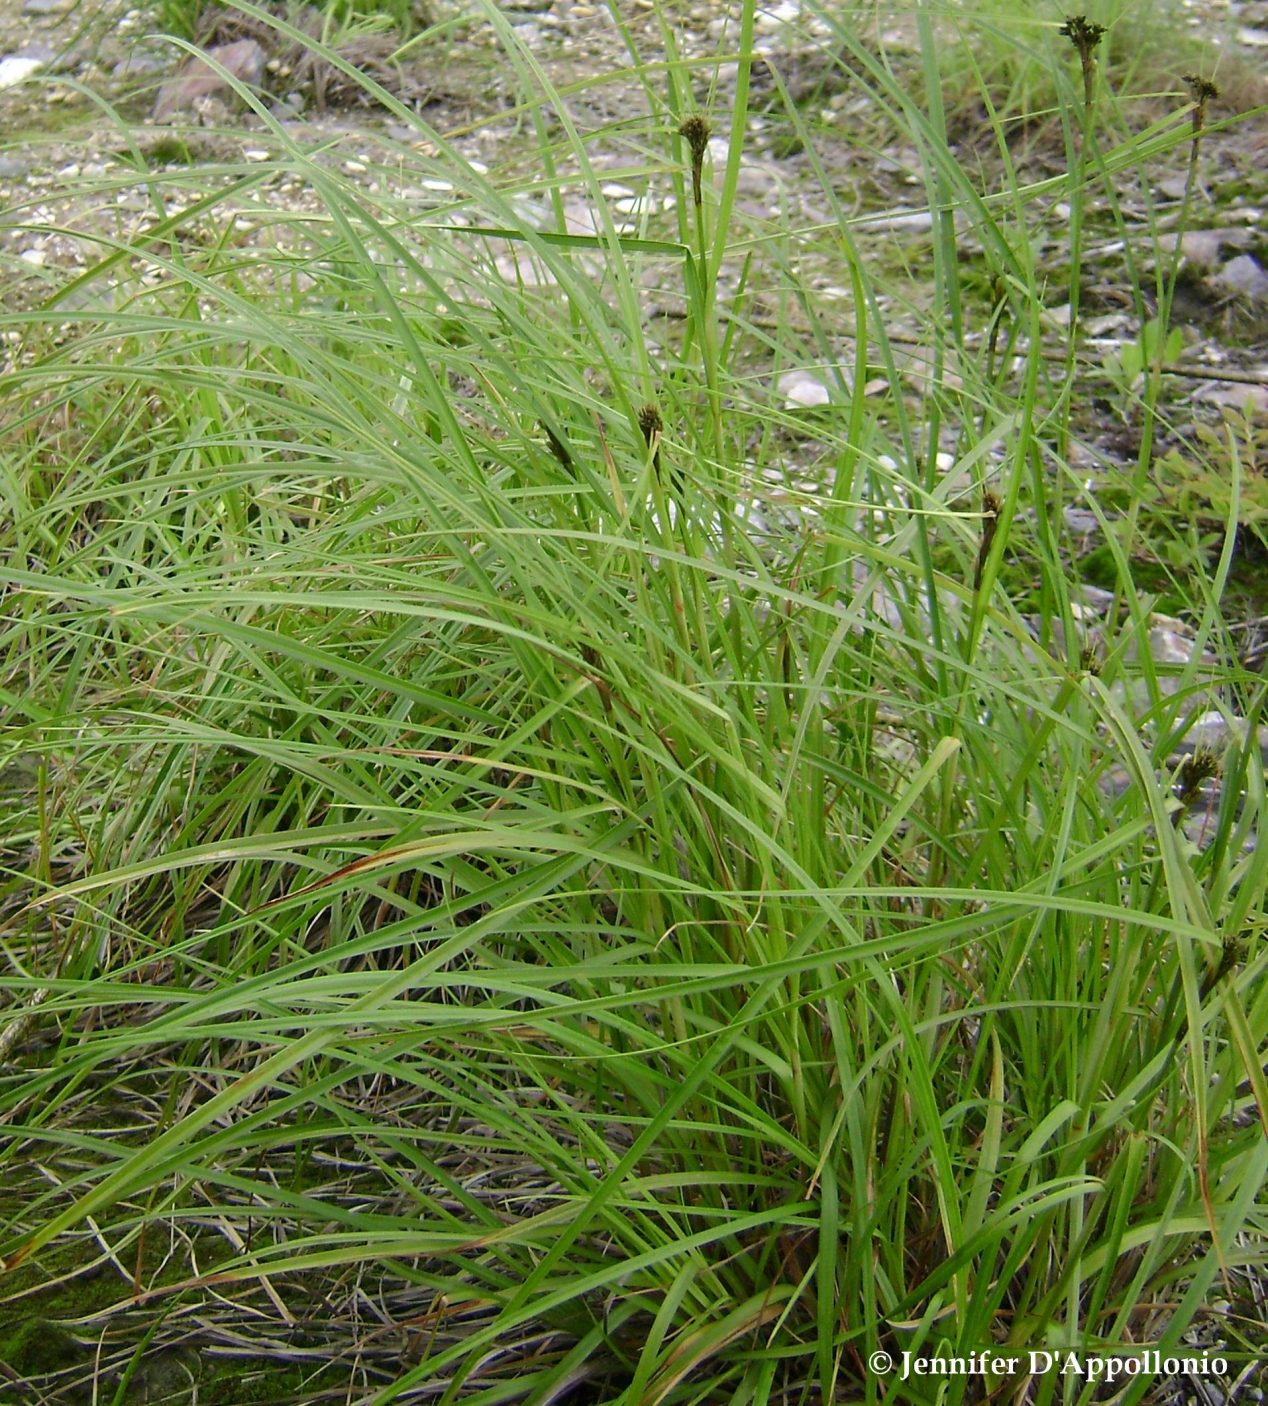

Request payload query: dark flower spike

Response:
[1183,74,1219,105]
[1182,73,1219,134]
[1060,15,1107,107]
[638,402,663,472]
[1176,746,1222,809]
[541,420,573,470]
[1172,745,1222,831]
[973,490,1001,594]
[1059,15,1106,51]
[638,401,684,497]
[679,115,711,207]
[1200,931,1244,998]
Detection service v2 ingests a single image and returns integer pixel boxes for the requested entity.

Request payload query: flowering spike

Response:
[678,115,711,207]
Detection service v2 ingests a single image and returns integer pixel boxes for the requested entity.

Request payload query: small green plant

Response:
[154,0,207,41]
[324,0,433,35]
[1101,315,1185,407]
[1156,422,1268,550]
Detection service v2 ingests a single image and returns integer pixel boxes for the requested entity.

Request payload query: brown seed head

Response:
[1059,15,1106,54]
[1183,73,1219,105]
[1060,15,1106,109]
[679,115,711,206]
[973,490,1003,593]
[678,115,711,163]
[1183,73,1219,135]
[1177,746,1222,805]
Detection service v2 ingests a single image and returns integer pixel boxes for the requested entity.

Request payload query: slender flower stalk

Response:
[1182,73,1218,189]
[1060,14,1106,111]
[1057,14,1106,349]
[1053,15,1106,520]
[676,114,723,466]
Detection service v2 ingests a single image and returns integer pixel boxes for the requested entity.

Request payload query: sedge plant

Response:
[0,1,1264,1403]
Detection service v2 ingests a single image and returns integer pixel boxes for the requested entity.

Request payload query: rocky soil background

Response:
[2,0,1266,330]
[1,0,1265,416]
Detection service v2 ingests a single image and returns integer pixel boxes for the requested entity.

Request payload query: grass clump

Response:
[1,1,1265,1402]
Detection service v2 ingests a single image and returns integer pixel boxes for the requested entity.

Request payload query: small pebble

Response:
[0,56,43,89]
[780,371,831,408]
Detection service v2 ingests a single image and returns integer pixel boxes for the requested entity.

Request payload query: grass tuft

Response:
[1,0,1264,1401]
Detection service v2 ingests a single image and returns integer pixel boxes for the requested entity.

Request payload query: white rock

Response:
[0,56,43,90]
[755,1,799,31]
[779,371,831,408]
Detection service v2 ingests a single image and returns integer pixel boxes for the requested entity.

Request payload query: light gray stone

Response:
[113,52,168,80]
[779,371,831,408]
[1213,254,1268,302]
